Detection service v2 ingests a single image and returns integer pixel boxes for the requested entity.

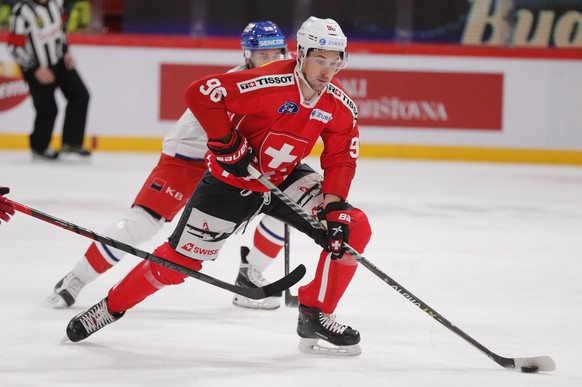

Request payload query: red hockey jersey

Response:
[185,59,360,200]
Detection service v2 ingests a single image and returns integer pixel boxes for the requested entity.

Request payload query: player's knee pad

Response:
[87,206,165,269]
[120,205,165,244]
[149,264,187,286]
[171,207,236,261]
[102,206,164,248]
[151,242,202,285]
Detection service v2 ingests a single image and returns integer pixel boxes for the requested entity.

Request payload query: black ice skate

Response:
[297,304,361,356]
[65,298,125,343]
[61,144,92,156]
[232,246,280,310]
[31,147,59,161]
[44,271,86,309]
[59,144,92,163]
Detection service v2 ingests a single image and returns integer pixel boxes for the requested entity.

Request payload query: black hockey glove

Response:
[316,201,351,259]
[207,130,255,178]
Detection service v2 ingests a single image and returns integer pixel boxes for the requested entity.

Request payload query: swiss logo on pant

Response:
[180,242,219,256]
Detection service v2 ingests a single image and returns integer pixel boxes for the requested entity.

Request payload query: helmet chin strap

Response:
[295,48,318,98]
[295,63,323,104]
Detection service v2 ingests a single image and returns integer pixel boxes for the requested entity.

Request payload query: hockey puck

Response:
[521,366,539,373]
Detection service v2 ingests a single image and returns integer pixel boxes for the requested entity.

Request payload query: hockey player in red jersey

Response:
[65,16,372,356]
[45,21,289,311]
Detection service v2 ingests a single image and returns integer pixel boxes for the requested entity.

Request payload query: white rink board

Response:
[1,44,581,150]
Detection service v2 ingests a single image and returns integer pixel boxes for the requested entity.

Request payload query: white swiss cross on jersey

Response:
[259,132,308,174]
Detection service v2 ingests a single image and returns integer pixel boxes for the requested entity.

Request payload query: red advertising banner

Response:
[0,62,29,112]
[335,70,503,130]
[160,64,231,120]
[160,64,503,131]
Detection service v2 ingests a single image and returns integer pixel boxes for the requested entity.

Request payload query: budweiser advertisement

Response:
[0,62,29,112]
[160,64,503,131]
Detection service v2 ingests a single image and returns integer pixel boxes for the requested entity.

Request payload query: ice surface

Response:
[1,150,580,386]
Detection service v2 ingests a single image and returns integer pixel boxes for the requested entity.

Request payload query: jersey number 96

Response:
[200,78,227,102]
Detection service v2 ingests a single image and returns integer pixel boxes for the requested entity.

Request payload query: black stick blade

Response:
[241,264,306,300]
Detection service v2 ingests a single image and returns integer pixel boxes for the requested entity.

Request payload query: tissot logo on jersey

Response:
[327,83,358,120]
[237,74,294,93]
[310,109,333,123]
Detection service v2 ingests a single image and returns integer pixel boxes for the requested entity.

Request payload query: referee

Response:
[8,0,90,160]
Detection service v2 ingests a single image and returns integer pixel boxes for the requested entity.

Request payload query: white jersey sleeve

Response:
[161,109,209,160]
[161,63,249,160]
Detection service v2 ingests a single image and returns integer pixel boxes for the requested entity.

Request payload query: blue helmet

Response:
[240,21,287,54]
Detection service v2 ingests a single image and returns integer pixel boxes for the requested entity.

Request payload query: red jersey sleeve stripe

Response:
[8,33,27,47]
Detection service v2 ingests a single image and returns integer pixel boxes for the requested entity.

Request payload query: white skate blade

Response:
[298,338,362,357]
[43,292,70,309]
[59,153,92,164]
[232,295,280,310]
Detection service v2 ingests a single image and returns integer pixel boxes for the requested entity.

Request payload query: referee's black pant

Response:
[23,59,90,152]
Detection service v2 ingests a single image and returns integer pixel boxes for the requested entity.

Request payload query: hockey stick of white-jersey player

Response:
[247,165,555,373]
[8,198,305,300]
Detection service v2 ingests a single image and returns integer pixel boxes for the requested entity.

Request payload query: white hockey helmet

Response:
[296,16,347,61]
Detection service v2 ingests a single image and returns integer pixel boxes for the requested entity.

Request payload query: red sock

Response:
[84,242,114,273]
[253,222,284,259]
[107,242,202,313]
[298,251,357,314]
[298,208,372,314]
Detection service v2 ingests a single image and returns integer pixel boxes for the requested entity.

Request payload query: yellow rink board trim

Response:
[1,134,582,165]
[0,134,162,153]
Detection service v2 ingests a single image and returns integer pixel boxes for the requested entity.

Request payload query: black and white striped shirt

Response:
[8,0,68,72]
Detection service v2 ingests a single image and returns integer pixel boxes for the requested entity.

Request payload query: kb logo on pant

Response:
[165,186,183,201]
[150,178,183,201]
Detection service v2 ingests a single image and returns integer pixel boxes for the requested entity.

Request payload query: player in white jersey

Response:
[44,21,289,310]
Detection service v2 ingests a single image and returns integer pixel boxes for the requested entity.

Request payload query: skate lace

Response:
[78,301,118,334]
[60,273,85,298]
[247,266,269,287]
[319,313,348,334]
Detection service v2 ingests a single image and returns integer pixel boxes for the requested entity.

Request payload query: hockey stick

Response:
[283,223,299,307]
[247,165,555,373]
[8,198,305,300]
